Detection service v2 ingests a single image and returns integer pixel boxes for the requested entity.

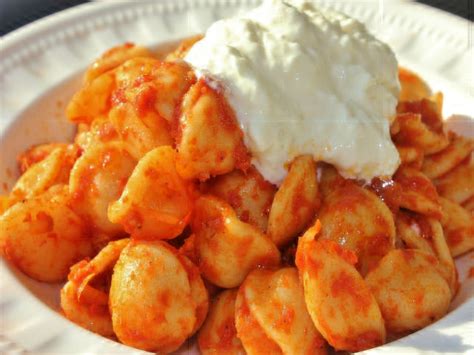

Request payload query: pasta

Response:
[198,289,245,355]
[203,167,276,232]
[235,267,326,355]
[0,186,92,282]
[295,223,386,351]
[365,249,451,334]
[192,195,280,288]
[69,142,136,237]
[176,79,250,180]
[267,155,320,248]
[108,146,193,240]
[317,179,396,275]
[1,37,473,355]
[110,240,207,352]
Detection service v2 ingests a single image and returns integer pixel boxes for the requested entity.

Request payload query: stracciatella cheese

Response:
[185,0,401,185]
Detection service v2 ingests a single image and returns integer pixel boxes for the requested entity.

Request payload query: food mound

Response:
[0,39,473,354]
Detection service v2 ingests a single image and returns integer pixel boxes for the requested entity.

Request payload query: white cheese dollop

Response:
[185,0,401,185]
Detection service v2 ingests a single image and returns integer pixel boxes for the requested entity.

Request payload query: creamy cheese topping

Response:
[185,0,401,185]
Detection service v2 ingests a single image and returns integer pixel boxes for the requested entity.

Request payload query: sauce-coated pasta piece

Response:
[295,224,386,352]
[110,240,204,353]
[235,286,283,355]
[192,195,280,288]
[165,35,204,62]
[109,146,193,240]
[60,281,114,337]
[318,181,395,275]
[267,155,320,248]
[12,145,77,202]
[198,289,245,355]
[395,211,436,255]
[108,102,173,160]
[84,43,153,83]
[422,133,474,179]
[394,166,442,219]
[396,145,424,169]
[318,164,346,199]
[427,218,457,295]
[0,186,92,282]
[176,79,250,180]
[434,156,474,204]
[17,143,68,174]
[397,97,443,133]
[114,58,194,123]
[67,71,116,125]
[398,67,432,102]
[237,267,326,355]
[365,249,451,334]
[394,211,457,294]
[204,167,276,232]
[69,142,137,237]
[60,239,129,337]
[74,116,119,152]
[392,113,449,155]
[440,197,474,257]
[178,253,209,334]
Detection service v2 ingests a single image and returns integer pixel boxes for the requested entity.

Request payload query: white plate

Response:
[0,0,473,354]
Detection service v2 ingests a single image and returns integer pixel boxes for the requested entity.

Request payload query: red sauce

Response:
[397,99,443,133]
[215,316,239,349]
[468,267,474,278]
[134,85,157,117]
[331,270,372,316]
[111,88,126,106]
[369,178,402,213]
[133,74,154,87]
[273,305,295,333]
[320,240,358,266]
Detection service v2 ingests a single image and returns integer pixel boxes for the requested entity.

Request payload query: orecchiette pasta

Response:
[365,249,451,334]
[69,142,137,237]
[165,35,204,62]
[439,197,474,257]
[236,268,326,355]
[434,155,474,204]
[198,289,245,355]
[422,133,474,179]
[267,155,320,248]
[60,281,114,337]
[398,67,432,101]
[392,113,449,155]
[67,70,116,125]
[60,239,129,337]
[394,166,442,218]
[395,211,436,255]
[109,146,193,239]
[74,116,119,152]
[176,79,250,180]
[84,43,153,84]
[12,145,77,202]
[192,195,280,288]
[113,58,194,123]
[203,167,276,232]
[317,180,396,275]
[396,145,424,169]
[110,240,207,353]
[109,103,173,160]
[17,142,68,174]
[0,186,92,282]
[295,222,386,351]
